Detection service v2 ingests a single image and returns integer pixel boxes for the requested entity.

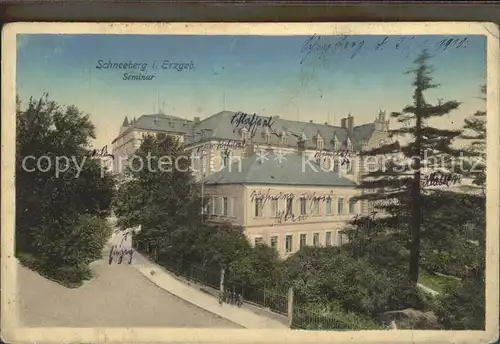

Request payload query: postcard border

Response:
[2,22,499,344]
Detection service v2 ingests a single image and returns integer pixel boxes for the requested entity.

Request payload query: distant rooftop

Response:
[113,113,193,143]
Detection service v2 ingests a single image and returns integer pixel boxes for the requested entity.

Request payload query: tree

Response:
[352,49,462,284]
[16,94,115,287]
[228,242,284,288]
[113,133,203,257]
[461,85,486,187]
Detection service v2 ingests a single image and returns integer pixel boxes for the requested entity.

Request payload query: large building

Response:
[111,110,394,256]
[111,113,194,173]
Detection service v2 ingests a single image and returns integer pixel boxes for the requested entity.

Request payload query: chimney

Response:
[347,114,353,133]
[341,118,347,129]
[309,120,313,123]
[194,117,200,124]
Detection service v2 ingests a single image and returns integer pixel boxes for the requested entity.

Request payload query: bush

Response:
[433,277,485,330]
[284,246,428,321]
[292,302,382,330]
[18,215,112,287]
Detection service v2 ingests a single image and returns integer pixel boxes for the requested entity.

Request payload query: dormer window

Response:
[281,131,288,145]
[317,138,324,150]
[262,127,271,144]
[347,138,353,152]
[241,127,248,140]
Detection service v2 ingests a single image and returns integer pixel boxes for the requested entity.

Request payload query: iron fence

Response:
[292,306,383,331]
[134,238,382,330]
[136,239,289,316]
[224,282,288,316]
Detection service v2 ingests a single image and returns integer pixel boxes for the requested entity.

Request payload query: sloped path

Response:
[17,252,240,328]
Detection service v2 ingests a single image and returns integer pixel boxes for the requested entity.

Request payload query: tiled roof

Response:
[113,114,194,143]
[191,111,375,151]
[205,150,357,187]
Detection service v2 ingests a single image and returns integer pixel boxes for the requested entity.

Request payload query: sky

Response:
[16,34,486,149]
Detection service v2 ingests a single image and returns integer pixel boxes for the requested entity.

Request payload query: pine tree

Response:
[352,49,462,284]
[461,85,486,187]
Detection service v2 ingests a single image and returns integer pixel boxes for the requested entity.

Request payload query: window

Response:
[254,237,263,246]
[265,134,271,144]
[317,139,324,150]
[299,234,307,249]
[300,198,307,215]
[337,197,344,214]
[255,199,263,217]
[313,233,320,247]
[206,198,213,215]
[349,200,357,214]
[271,199,279,217]
[285,235,293,253]
[220,150,230,167]
[286,198,293,215]
[338,231,348,245]
[270,236,278,250]
[241,128,248,140]
[326,198,332,214]
[313,199,320,214]
[282,134,288,145]
[214,197,220,215]
[222,197,228,216]
[325,232,332,246]
[230,197,236,217]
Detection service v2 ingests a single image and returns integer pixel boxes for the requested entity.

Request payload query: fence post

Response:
[287,287,294,328]
[219,265,226,294]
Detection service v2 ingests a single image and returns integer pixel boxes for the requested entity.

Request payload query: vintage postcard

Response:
[2,22,499,344]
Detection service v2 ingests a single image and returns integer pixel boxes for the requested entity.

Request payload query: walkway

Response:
[17,252,240,328]
[130,251,289,329]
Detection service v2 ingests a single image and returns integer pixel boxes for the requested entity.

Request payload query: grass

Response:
[419,270,460,293]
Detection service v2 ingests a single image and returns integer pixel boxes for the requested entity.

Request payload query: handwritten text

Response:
[300,35,470,64]
[108,245,134,265]
[231,112,277,138]
[274,210,307,224]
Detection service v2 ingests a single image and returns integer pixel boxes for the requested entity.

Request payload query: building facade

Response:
[111,109,394,256]
[111,113,193,174]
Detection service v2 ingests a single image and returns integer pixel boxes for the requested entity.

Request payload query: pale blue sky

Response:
[17,34,486,148]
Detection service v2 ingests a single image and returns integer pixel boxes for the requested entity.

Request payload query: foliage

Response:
[418,271,460,294]
[113,133,203,256]
[16,94,115,287]
[283,246,427,320]
[433,277,485,330]
[228,242,284,288]
[352,49,463,284]
[461,85,486,186]
[292,302,383,330]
